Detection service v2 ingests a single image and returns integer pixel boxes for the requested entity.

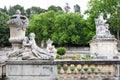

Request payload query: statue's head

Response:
[29,33,35,39]
[16,10,21,15]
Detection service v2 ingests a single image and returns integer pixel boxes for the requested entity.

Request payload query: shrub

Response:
[84,68,88,71]
[70,65,75,71]
[77,68,81,71]
[57,64,62,70]
[91,67,95,72]
[63,64,68,71]
[84,54,92,60]
[75,54,81,60]
[57,47,66,56]
[56,54,62,59]
[118,48,120,52]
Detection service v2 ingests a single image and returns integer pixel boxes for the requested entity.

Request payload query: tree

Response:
[0,10,10,46]
[27,11,90,46]
[27,11,56,42]
[53,13,90,46]
[8,5,25,15]
[48,5,63,12]
[26,7,47,18]
[85,0,120,40]
[3,6,8,14]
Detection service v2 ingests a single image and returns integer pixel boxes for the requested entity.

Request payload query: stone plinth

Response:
[89,38,118,59]
[6,60,57,80]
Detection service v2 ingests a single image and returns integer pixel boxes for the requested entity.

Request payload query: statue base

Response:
[6,60,57,80]
[89,38,118,59]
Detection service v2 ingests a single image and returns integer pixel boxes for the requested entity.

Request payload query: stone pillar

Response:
[114,65,120,78]
[7,10,29,50]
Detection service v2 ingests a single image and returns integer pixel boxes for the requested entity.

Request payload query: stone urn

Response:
[7,10,29,49]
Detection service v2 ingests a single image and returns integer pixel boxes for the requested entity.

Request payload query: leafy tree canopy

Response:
[0,10,10,47]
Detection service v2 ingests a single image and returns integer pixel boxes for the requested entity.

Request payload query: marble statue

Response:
[8,33,54,60]
[94,13,114,39]
[46,39,57,58]
[64,3,71,13]
[90,13,118,59]
[26,33,53,59]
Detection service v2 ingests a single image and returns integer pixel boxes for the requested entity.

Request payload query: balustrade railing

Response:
[55,60,120,80]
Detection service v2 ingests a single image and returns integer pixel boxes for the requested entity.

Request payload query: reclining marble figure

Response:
[8,33,54,60]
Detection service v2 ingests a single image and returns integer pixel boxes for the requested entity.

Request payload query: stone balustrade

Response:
[1,60,120,80]
[55,60,120,80]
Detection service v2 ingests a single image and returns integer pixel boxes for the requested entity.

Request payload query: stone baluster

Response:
[60,67,65,78]
[73,65,79,78]
[94,65,99,78]
[107,65,112,77]
[80,65,85,79]
[100,65,105,80]
[108,70,112,77]
[87,66,92,78]
[66,66,71,78]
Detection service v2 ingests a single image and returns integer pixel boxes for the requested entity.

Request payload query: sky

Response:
[0,0,89,14]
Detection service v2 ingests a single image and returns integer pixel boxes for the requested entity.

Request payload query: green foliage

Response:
[57,47,66,56]
[8,5,25,15]
[85,0,120,40]
[63,64,68,71]
[75,54,81,60]
[26,7,46,18]
[84,55,92,60]
[84,68,88,71]
[27,10,93,46]
[91,67,95,72]
[70,65,75,71]
[48,5,63,12]
[52,13,90,46]
[27,11,56,41]
[118,48,120,52]
[77,67,81,71]
[56,54,62,59]
[0,10,10,46]
[57,64,62,70]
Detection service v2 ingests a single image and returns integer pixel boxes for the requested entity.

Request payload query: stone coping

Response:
[89,38,118,43]
[6,59,120,65]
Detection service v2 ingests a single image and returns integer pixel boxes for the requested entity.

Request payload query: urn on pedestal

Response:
[7,10,29,49]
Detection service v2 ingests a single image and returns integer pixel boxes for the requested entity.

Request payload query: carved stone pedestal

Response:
[90,38,118,59]
[6,60,57,80]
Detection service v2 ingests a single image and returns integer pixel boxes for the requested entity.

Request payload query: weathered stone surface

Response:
[90,39,118,59]
[6,60,57,80]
